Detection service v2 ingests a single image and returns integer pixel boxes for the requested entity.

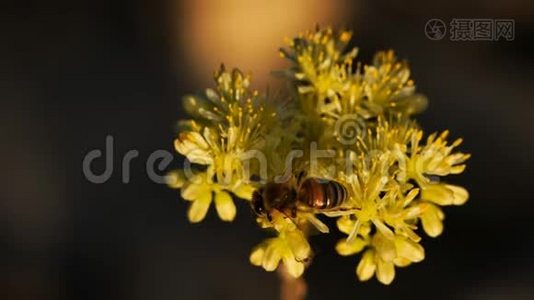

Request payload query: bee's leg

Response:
[290,207,297,218]
[296,170,306,185]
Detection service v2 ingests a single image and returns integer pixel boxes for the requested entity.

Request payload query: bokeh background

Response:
[2,0,534,299]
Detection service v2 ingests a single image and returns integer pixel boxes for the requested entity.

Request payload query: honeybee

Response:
[251,173,349,232]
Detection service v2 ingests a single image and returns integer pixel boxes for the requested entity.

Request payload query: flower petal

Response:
[231,183,255,200]
[214,191,236,221]
[181,181,211,201]
[421,183,454,205]
[262,242,282,271]
[187,194,212,223]
[282,254,305,278]
[393,257,412,267]
[421,203,444,237]
[376,258,395,285]
[166,170,186,189]
[174,132,213,165]
[250,245,265,266]
[373,233,396,262]
[285,230,311,261]
[447,184,469,205]
[394,237,425,263]
[336,238,367,256]
[337,216,355,235]
[182,94,224,122]
[422,184,469,206]
[356,250,376,281]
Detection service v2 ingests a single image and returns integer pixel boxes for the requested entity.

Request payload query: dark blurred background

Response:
[2,0,534,299]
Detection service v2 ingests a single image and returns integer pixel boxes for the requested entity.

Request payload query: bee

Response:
[251,173,349,232]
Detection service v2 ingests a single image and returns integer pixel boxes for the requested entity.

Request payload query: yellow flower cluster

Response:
[169,26,470,285]
[168,67,276,222]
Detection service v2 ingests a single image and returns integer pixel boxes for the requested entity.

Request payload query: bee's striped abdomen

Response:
[298,178,348,210]
[324,179,347,208]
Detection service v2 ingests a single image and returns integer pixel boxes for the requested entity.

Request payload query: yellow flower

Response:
[397,130,470,185]
[173,127,255,223]
[356,115,418,154]
[250,212,311,278]
[281,27,355,98]
[380,185,423,242]
[362,50,427,116]
[354,233,425,285]
[182,66,264,127]
[394,129,470,213]
[338,154,393,242]
[168,168,254,223]
[170,66,276,222]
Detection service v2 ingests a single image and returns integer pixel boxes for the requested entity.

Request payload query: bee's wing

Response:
[303,214,330,233]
